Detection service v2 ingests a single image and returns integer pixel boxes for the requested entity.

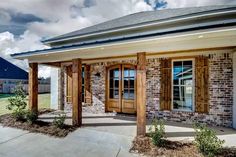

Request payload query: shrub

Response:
[7,84,27,121]
[148,118,165,147]
[25,110,38,124]
[53,113,66,129]
[194,124,225,157]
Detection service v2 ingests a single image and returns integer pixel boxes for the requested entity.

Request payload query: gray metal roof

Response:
[43,5,236,43]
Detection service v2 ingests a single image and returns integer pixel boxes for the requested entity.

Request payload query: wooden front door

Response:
[107,64,136,114]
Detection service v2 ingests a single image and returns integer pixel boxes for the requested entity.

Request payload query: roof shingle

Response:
[44,5,236,43]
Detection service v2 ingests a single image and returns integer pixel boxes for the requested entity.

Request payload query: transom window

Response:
[172,60,194,111]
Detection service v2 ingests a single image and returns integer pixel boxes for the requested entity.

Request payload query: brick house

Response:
[12,5,236,135]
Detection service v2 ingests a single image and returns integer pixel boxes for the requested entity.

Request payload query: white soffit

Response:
[27,27,236,63]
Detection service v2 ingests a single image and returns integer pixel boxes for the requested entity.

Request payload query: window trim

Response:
[171,58,195,112]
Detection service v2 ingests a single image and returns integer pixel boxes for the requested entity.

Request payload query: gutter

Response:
[42,8,236,44]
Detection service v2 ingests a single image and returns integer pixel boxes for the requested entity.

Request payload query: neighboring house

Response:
[11,5,236,135]
[0,57,28,93]
[0,57,50,94]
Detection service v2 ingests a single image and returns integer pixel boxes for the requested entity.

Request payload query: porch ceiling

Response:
[12,27,236,63]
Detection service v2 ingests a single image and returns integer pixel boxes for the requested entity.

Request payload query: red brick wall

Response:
[87,52,233,127]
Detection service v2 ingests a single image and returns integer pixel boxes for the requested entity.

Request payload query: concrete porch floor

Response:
[0,112,236,157]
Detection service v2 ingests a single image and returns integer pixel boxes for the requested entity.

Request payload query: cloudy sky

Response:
[0,0,236,78]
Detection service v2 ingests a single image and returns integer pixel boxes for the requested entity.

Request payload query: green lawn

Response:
[0,93,51,115]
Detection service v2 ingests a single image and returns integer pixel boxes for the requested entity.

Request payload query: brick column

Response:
[58,65,65,110]
[84,64,92,105]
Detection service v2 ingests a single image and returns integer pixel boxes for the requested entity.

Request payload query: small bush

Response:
[53,113,66,129]
[194,124,225,157]
[7,84,27,121]
[148,118,165,147]
[25,110,38,124]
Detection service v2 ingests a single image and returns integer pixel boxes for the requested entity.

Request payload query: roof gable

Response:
[0,57,28,80]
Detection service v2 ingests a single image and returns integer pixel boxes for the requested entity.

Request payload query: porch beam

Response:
[42,62,61,67]
[136,52,146,136]
[72,59,82,126]
[28,63,38,114]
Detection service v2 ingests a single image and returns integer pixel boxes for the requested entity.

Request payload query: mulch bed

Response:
[130,136,236,157]
[0,109,77,138]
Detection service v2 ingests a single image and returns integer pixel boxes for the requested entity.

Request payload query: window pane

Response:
[114,89,119,98]
[109,79,113,88]
[130,78,135,88]
[183,86,193,98]
[124,78,129,88]
[114,78,119,88]
[183,60,192,69]
[182,61,192,85]
[123,89,129,99]
[124,68,129,77]
[129,89,134,99]
[182,78,193,86]
[130,69,135,77]
[173,99,182,109]
[183,97,192,110]
[173,61,182,85]
[173,86,180,99]
[114,69,119,77]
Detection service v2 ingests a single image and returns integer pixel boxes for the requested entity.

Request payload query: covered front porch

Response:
[12,27,236,133]
[28,52,147,136]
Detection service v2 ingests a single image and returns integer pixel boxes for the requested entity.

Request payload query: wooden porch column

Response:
[72,59,82,126]
[29,63,38,114]
[137,52,146,136]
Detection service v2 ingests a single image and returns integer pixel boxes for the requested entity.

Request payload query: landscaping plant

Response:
[6,84,27,120]
[25,110,38,124]
[53,113,66,129]
[148,118,165,147]
[194,123,225,157]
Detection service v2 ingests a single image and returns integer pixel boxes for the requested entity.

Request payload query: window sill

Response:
[172,109,194,113]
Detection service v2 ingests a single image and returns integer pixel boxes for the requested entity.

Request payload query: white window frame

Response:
[171,58,195,112]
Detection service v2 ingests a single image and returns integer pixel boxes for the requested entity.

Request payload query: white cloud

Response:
[0,31,49,77]
[0,0,234,78]
[0,0,154,78]
[165,0,236,8]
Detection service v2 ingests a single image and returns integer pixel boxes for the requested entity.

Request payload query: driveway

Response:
[0,112,236,157]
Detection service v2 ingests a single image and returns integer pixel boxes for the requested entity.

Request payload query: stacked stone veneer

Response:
[85,52,233,127]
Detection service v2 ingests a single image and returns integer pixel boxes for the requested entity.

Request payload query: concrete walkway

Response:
[0,112,236,157]
[0,113,137,157]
